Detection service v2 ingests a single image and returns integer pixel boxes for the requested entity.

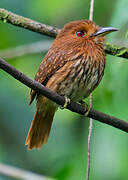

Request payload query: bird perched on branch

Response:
[25,20,118,149]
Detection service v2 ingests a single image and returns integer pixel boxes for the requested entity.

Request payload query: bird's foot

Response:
[79,100,90,116]
[60,96,71,109]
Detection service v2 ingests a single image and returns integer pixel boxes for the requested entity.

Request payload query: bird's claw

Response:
[79,100,90,116]
[63,97,71,108]
[60,97,71,109]
[84,105,91,116]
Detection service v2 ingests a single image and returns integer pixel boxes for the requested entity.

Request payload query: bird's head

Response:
[53,20,118,52]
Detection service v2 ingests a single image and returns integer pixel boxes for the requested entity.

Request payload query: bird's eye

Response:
[76,30,86,37]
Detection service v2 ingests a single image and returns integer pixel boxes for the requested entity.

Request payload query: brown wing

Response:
[29,48,68,105]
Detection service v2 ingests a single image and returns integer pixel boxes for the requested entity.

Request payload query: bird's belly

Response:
[69,83,91,101]
[58,67,100,102]
[47,59,105,103]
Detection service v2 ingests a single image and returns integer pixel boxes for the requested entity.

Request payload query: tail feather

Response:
[25,98,57,149]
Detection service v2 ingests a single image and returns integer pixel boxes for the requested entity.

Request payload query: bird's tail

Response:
[25,97,57,149]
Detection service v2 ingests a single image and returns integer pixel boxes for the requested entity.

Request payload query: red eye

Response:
[76,30,86,37]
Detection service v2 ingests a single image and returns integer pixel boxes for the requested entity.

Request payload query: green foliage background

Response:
[0,0,128,179]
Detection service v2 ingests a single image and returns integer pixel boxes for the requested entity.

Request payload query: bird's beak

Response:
[92,27,118,37]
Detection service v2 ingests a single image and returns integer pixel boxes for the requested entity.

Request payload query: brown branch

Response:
[0,8,128,59]
[0,57,128,133]
[104,43,128,59]
[0,163,56,180]
[0,8,60,37]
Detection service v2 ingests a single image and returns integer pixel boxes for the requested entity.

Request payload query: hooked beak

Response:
[92,27,118,37]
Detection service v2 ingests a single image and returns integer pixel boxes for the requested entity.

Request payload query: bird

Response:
[25,20,118,149]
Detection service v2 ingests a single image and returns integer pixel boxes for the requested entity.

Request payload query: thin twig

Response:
[0,57,128,133]
[0,163,56,180]
[0,8,128,59]
[86,0,94,179]
[89,0,94,21]
[86,94,93,180]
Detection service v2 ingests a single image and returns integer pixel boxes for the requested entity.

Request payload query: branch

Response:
[0,58,128,133]
[0,163,55,180]
[0,40,52,59]
[0,8,60,37]
[0,8,128,59]
[104,43,128,59]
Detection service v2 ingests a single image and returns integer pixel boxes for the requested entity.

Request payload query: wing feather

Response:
[29,48,68,105]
